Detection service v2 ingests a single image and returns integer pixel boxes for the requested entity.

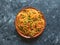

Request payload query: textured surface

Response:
[0,0,60,45]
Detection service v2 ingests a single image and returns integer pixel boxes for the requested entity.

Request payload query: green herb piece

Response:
[33,18,38,21]
[24,21,27,25]
[32,12,36,14]
[38,15,40,18]
[19,26,23,30]
[18,26,25,32]
[28,15,31,20]
[37,28,40,32]
[21,14,25,19]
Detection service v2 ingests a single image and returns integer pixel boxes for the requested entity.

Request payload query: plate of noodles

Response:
[15,7,46,38]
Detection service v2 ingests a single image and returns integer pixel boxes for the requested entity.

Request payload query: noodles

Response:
[15,7,46,37]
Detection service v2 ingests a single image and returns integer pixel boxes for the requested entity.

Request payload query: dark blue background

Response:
[0,0,60,45]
